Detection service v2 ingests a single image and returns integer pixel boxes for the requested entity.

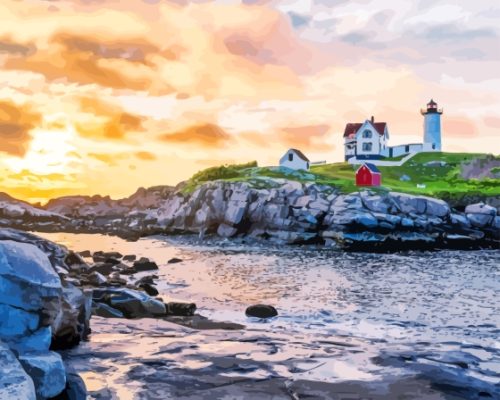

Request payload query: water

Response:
[36,232,500,399]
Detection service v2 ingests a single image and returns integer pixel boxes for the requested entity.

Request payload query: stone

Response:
[167,257,183,264]
[102,251,123,259]
[92,302,124,318]
[133,257,159,272]
[89,262,115,276]
[425,198,450,217]
[139,283,159,297]
[64,252,86,268]
[123,254,136,262]
[224,201,247,225]
[18,351,66,399]
[77,250,91,258]
[245,304,278,319]
[87,271,107,286]
[107,272,127,286]
[93,288,166,318]
[450,213,471,227]
[217,223,238,238]
[0,240,61,313]
[467,213,495,228]
[167,302,197,316]
[0,340,36,400]
[400,174,411,181]
[465,202,496,216]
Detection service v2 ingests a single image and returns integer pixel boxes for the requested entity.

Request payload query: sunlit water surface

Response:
[35,232,500,398]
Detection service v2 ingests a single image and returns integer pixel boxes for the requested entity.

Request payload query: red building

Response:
[356,163,381,186]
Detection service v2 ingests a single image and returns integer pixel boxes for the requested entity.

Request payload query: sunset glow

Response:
[1,0,499,202]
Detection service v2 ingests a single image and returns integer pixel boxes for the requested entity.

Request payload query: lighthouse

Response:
[421,99,442,151]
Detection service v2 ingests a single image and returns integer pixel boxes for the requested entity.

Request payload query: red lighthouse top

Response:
[421,99,443,115]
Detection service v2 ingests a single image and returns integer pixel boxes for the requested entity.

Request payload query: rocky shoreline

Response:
[0,228,238,399]
[2,180,499,251]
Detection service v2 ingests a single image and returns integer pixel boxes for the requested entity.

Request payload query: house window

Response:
[288,153,293,161]
[362,143,372,152]
[362,130,372,138]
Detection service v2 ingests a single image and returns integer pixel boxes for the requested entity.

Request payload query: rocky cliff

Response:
[0,229,92,399]
[2,180,499,250]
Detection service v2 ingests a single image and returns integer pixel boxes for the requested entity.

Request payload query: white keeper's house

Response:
[344,99,443,161]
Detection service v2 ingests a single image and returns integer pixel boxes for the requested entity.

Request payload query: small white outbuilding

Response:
[279,148,310,171]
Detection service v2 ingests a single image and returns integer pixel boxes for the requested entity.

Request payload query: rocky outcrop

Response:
[0,229,91,399]
[1,180,499,250]
[126,181,497,250]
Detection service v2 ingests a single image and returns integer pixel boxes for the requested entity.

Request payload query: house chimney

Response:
[371,116,374,123]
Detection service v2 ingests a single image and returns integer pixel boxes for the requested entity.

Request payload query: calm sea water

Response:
[35,232,500,397]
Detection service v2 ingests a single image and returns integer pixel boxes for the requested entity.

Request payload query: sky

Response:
[1,0,499,203]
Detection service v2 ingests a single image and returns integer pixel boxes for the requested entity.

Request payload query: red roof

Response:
[343,121,386,137]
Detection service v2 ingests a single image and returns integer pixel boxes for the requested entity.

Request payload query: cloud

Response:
[279,124,330,147]
[4,31,172,92]
[0,100,41,156]
[76,96,145,140]
[159,123,231,147]
[0,36,36,56]
[135,151,157,161]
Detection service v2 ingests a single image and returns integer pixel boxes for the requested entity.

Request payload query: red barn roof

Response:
[343,121,387,137]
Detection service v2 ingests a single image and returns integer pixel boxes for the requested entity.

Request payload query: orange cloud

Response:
[135,151,156,161]
[0,100,41,156]
[160,123,231,147]
[76,96,144,140]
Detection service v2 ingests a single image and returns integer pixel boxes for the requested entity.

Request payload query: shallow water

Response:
[36,232,500,399]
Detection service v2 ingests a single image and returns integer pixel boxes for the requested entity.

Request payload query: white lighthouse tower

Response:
[421,99,442,151]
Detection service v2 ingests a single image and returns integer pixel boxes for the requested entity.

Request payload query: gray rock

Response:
[399,174,411,181]
[0,340,36,400]
[217,223,238,238]
[123,254,136,262]
[18,352,66,399]
[93,288,166,318]
[450,213,471,227]
[424,161,447,167]
[465,203,497,215]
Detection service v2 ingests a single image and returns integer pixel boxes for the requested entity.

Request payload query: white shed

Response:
[279,148,310,170]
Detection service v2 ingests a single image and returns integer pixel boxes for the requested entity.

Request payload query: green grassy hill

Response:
[183,152,500,204]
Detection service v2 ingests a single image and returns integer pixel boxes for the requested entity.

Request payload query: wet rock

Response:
[92,302,124,318]
[168,257,183,264]
[133,257,159,272]
[0,340,36,400]
[245,304,278,319]
[102,251,123,259]
[53,367,87,400]
[77,250,91,258]
[93,288,166,318]
[89,262,115,276]
[167,302,197,316]
[135,275,157,286]
[18,352,66,399]
[87,271,107,286]
[104,257,121,266]
[123,254,136,262]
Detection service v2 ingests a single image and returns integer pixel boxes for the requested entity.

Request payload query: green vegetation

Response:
[182,153,500,202]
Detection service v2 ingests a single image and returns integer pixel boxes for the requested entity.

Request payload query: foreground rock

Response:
[0,229,91,399]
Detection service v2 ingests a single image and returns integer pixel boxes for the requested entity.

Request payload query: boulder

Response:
[167,302,196,316]
[0,340,36,400]
[217,223,238,238]
[245,304,278,319]
[93,288,166,318]
[64,252,86,268]
[89,262,115,276]
[102,251,123,259]
[18,352,66,399]
[107,272,127,286]
[132,257,159,272]
[168,257,183,264]
[465,203,496,228]
[123,254,136,262]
